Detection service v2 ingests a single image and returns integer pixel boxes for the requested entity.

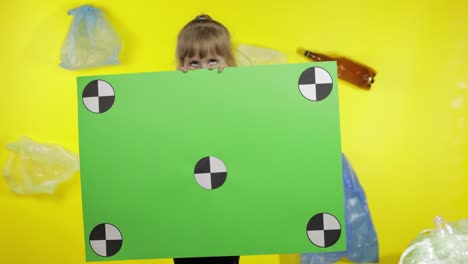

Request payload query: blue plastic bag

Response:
[301,154,379,264]
[60,5,121,70]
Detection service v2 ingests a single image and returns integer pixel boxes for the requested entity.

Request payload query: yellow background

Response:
[1,0,467,263]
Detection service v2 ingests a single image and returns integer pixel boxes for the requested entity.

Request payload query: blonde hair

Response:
[176,15,236,67]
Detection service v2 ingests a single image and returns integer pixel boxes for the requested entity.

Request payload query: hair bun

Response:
[195,14,212,22]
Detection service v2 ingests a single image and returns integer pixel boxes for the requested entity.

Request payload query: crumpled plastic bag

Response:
[2,137,80,195]
[60,5,121,70]
[301,153,379,264]
[399,216,468,264]
[236,44,288,66]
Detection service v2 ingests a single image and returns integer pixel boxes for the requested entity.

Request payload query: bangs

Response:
[177,26,230,62]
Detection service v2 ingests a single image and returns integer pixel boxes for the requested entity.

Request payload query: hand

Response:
[209,63,227,73]
[178,66,199,72]
[178,66,189,73]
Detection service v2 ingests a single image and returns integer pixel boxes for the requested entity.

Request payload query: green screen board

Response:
[77,62,346,261]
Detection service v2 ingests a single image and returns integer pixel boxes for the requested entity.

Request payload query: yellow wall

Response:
[1,0,467,263]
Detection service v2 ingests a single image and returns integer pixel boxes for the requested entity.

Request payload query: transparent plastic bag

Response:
[301,154,379,264]
[60,5,121,70]
[2,137,79,195]
[301,252,345,264]
[399,216,468,264]
[236,44,288,66]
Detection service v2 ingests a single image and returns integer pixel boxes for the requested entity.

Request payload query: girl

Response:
[176,14,236,72]
[173,14,240,264]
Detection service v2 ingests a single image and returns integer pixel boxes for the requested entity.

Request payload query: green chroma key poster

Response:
[77,62,346,261]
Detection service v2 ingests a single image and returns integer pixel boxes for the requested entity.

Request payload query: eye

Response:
[208,59,218,65]
[190,61,199,67]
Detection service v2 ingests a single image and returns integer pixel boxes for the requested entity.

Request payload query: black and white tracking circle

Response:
[89,223,123,257]
[194,156,228,190]
[82,80,115,113]
[306,213,341,248]
[298,67,333,101]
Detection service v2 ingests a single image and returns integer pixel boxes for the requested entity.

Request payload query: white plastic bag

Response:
[236,44,288,66]
[399,216,468,264]
[3,137,79,195]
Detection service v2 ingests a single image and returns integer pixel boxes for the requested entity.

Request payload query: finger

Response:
[178,66,188,73]
[218,65,226,73]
